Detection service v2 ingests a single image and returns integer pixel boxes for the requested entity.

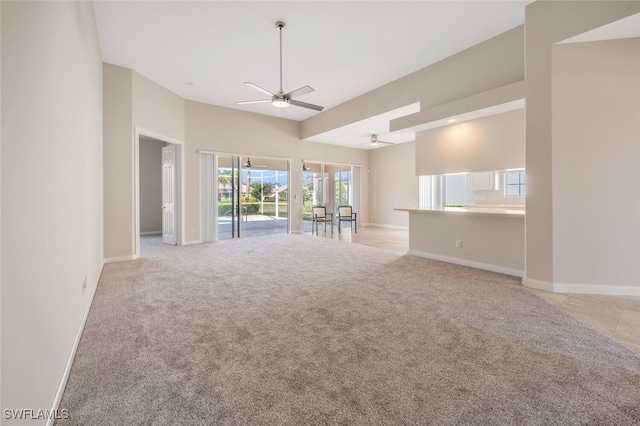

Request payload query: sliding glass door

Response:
[334,166,352,211]
[201,154,290,241]
[216,155,241,240]
[238,160,289,238]
[302,162,327,231]
[303,162,360,232]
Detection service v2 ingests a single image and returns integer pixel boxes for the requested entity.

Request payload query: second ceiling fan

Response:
[243,158,266,169]
[238,21,324,112]
[368,134,395,146]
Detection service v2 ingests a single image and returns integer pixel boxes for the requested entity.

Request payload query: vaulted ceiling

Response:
[94,1,533,147]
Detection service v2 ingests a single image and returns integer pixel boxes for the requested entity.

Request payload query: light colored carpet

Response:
[59,234,640,425]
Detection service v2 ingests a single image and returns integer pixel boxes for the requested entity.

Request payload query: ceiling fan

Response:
[243,158,266,169]
[368,134,395,147]
[238,21,324,112]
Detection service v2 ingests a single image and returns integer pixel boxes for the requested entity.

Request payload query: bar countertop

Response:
[394,206,525,219]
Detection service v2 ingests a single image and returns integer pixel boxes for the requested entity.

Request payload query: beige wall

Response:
[303,27,526,232]
[185,101,369,237]
[104,71,371,255]
[139,138,165,234]
[552,38,640,291]
[302,26,524,140]
[524,1,640,286]
[103,66,185,259]
[368,142,417,228]
[407,211,525,276]
[98,2,640,290]
[132,72,185,143]
[415,109,525,175]
[1,1,104,419]
[4,0,638,419]
[103,64,133,259]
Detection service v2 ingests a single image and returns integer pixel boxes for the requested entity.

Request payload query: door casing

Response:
[134,127,184,258]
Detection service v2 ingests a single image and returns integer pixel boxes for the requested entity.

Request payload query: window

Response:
[419,175,442,210]
[505,172,525,197]
[444,173,467,207]
[419,173,467,209]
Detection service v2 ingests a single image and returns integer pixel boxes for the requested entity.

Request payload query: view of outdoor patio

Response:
[217,165,289,239]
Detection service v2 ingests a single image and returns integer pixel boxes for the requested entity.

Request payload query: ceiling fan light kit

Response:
[370,134,394,146]
[272,98,290,108]
[238,21,324,112]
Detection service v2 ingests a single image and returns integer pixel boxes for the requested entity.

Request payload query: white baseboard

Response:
[47,264,102,426]
[140,231,161,236]
[183,239,202,245]
[554,282,640,296]
[104,255,136,263]
[523,277,640,296]
[522,277,554,292]
[408,249,524,278]
[367,223,409,230]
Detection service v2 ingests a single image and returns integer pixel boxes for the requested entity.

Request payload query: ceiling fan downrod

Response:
[276,21,286,93]
[237,20,324,111]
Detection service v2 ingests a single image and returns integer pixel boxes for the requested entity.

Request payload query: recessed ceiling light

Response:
[447,118,457,123]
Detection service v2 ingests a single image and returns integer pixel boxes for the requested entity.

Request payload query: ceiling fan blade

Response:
[244,82,274,96]
[242,23,322,111]
[370,134,394,146]
[285,85,314,99]
[289,99,324,111]
[237,99,272,105]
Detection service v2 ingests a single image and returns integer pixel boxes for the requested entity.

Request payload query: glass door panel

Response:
[302,162,324,232]
[217,155,240,240]
[302,162,359,233]
[239,157,289,238]
[333,165,352,213]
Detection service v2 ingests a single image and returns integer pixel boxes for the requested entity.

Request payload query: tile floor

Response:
[310,225,640,355]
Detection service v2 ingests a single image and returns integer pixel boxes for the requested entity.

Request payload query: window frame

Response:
[504,171,525,198]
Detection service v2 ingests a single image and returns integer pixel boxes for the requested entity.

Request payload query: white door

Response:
[162,145,177,245]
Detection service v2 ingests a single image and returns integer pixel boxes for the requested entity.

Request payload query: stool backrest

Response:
[339,206,352,218]
[313,206,327,218]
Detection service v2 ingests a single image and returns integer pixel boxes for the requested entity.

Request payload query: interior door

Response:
[162,145,177,245]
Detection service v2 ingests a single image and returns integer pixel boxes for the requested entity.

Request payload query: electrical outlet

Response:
[190,227,195,234]
[455,240,462,248]
[82,276,87,293]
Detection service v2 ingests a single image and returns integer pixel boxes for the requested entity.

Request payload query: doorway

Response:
[135,129,183,257]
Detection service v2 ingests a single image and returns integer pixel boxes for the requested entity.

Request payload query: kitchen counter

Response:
[395,207,525,277]
[394,207,524,219]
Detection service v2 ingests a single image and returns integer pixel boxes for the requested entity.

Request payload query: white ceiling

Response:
[94,1,533,148]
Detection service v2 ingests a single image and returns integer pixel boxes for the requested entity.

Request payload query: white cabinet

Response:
[470,172,495,190]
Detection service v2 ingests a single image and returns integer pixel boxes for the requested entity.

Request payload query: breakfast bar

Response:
[395,207,525,277]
